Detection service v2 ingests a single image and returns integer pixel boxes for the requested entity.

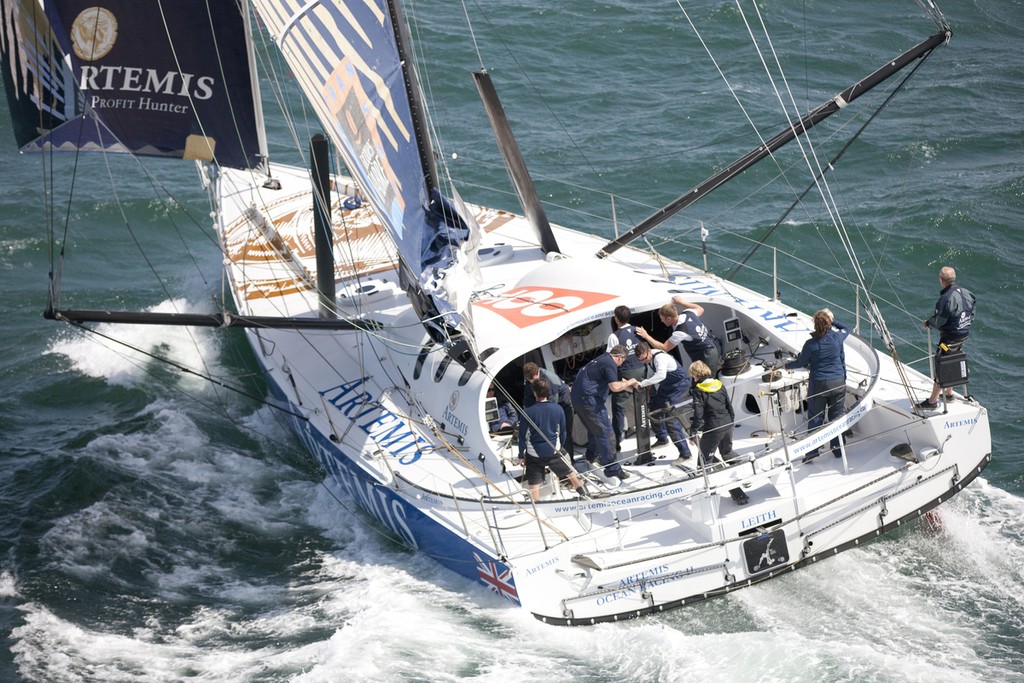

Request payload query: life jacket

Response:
[674,310,716,357]
[613,325,643,372]
[651,350,689,396]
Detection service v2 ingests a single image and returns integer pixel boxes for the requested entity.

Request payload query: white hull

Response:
[211,162,990,624]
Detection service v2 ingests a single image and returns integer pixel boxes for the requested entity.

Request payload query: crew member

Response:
[918,266,976,410]
[570,345,641,484]
[638,295,721,374]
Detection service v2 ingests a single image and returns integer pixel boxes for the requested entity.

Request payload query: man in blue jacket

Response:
[786,308,851,463]
[570,345,641,484]
[522,362,574,458]
[918,266,976,410]
[519,378,588,500]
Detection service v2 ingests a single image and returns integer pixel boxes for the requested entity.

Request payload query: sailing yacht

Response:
[0,0,990,624]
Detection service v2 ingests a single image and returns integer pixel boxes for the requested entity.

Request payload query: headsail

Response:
[250,0,467,330]
[0,0,262,169]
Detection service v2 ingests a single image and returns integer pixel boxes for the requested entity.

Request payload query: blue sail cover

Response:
[252,0,464,323]
[0,0,261,169]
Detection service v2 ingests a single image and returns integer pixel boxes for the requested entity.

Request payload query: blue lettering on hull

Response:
[669,275,807,333]
[261,374,519,605]
[320,378,430,464]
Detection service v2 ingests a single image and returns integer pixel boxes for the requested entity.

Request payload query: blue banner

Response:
[2,0,261,169]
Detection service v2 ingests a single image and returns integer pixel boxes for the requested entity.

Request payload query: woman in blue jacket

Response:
[786,309,851,463]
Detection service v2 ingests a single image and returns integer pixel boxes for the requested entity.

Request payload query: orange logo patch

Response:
[473,286,616,329]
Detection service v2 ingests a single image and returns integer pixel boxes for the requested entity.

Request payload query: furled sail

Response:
[250,0,467,329]
[0,0,262,169]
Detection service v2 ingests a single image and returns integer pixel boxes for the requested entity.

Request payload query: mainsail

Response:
[250,0,467,330]
[0,0,262,169]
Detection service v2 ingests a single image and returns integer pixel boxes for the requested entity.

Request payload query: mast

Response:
[386,0,439,194]
[241,0,270,173]
[383,0,440,323]
[473,71,560,255]
[384,0,477,370]
[597,28,951,258]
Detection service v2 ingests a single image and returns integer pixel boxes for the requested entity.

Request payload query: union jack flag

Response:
[473,553,520,604]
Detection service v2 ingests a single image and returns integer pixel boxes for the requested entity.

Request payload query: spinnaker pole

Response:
[597,28,950,258]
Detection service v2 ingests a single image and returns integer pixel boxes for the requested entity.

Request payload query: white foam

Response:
[724,481,1024,681]
[0,570,18,598]
[11,604,298,681]
[14,473,1024,681]
[47,298,220,390]
[38,399,314,595]
[239,404,294,444]
[38,499,146,581]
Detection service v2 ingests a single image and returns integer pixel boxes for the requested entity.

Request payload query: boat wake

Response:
[5,370,1021,681]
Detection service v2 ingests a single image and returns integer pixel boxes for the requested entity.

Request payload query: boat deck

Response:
[212,163,990,620]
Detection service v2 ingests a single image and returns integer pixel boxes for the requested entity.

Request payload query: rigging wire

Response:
[43,120,401,487]
[27,0,59,308]
[154,0,247,171]
[25,4,296,468]
[739,0,855,287]
[458,0,486,71]
[673,0,798,197]
[916,0,950,31]
[63,319,548,563]
[738,0,938,410]
[447,0,650,233]
[667,0,873,321]
[724,58,929,282]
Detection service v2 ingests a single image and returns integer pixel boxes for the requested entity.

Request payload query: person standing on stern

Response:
[917,266,976,410]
